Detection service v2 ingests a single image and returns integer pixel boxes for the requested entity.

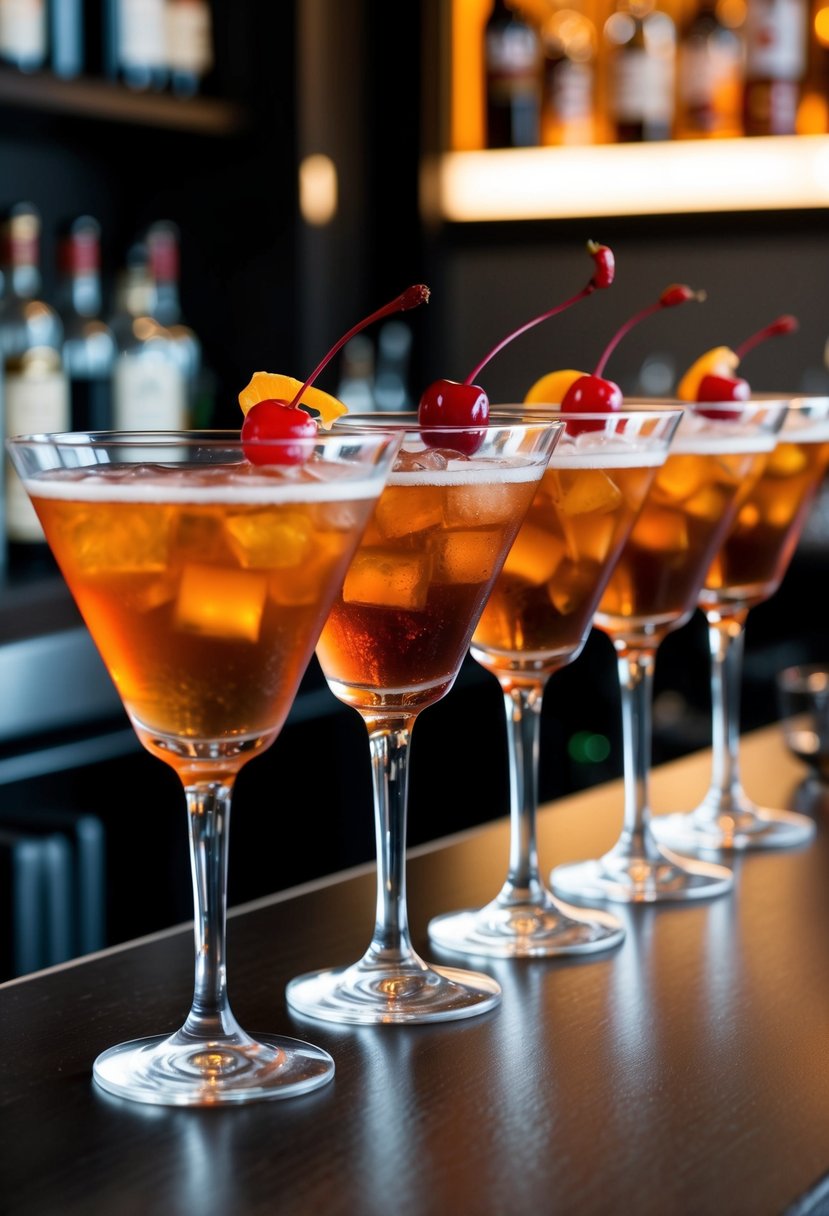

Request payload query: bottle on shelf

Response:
[49,0,84,78]
[602,0,677,141]
[109,239,188,431]
[0,0,47,72]
[374,321,413,411]
[55,216,116,432]
[742,0,808,135]
[106,0,168,90]
[165,0,214,97]
[144,219,203,421]
[675,0,745,138]
[335,334,375,411]
[0,202,69,572]
[796,0,829,132]
[484,0,543,147]
[539,0,598,145]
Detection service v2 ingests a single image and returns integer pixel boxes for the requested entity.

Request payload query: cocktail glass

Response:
[285,412,563,1023]
[426,403,682,958]
[653,394,829,852]
[550,399,788,903]
[6,427,400,1106]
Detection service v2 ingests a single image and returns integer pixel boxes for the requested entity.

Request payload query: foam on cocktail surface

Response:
[23,462,382,504]
[386,457,544,487]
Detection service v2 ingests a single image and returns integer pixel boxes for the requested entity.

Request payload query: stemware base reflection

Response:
[92,1029,335,1107]
[427,892,624,959]
[551,844,733,904]
[652,802,815,852]
[286,957,501,1025]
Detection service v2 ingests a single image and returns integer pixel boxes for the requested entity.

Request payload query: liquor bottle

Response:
[676,0,745,137]
[603,0,677,141]
[144,220,202,421]
[484,0,543,147]
[374,321,413,411]
[165,0,213,98]
[796,0,829,131]
[110,240,187,430]
[742,0,808,134]
[107,0,168,90]
[55,216,116,431]
[335,335,375,411]
[539,2,598,145]
[0,203,69,570]
[0,0,47,72]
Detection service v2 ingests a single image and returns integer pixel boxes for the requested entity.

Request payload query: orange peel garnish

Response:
[524,369,586,406]
[676,347,740,402]
[238,372,348,429]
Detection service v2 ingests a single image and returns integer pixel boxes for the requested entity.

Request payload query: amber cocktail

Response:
[655,395,829,852]
[427,404,681,958]
[7,429,400,1106]
[550,400,787,903]
[286,412,562,1024]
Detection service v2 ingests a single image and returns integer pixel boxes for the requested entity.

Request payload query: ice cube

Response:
[651,455,705,506]
[269,532,345,607]
[444,481,517,527]
[548,560,599,616]
[633,507,688,553]
[769,442,807,477]
[125,575,178,614]
[225,510,312,569]
[69,505,173,574]
[174,563,267,642]
[502,522,564,584]
[554,469,623,517]
[373,485,443,540]
[394,446,449,472]
[342,548,432,610]
[433,529,501,584]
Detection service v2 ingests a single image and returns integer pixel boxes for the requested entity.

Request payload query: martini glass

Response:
[426,402,682,958]
[6,427,400,1106]
[285,411,563,1024]
[654,394,829,852]
[551,398,788,904]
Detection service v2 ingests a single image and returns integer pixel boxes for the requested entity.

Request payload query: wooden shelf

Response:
[420,136,829,223]
[0,67,247,136]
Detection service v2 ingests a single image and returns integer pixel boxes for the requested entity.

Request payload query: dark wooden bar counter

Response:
[3,723,829,1216]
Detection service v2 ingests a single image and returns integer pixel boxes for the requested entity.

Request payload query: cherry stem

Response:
[734,314,798,361]
[464,283,597,385]
[593,284,702,378]
[289,284,430,409]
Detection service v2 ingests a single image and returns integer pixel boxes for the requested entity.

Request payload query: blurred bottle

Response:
[144,219,204,422]
[742,0,808,134]
[484,0,543,147]
[374,321,413,411]
[336,334,375,411]
[797,0,829,132]
[110,240,187,430]
[0,203,68,569]
[106,0,167,90]
[0,0,47,72]
[539,1,597,145]
[55,216,116,431]
[165,0,214,97]
[676,0,745,137]
[603,0,677,141]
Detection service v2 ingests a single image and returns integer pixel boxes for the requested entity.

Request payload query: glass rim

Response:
[332,410,567,432]
[4,428,398,450]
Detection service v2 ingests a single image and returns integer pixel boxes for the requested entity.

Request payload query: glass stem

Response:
[181,780,243,1041]
[500,680,547,902]
[364,717,421,968]
[615,646,661,859]
[705,610,749,811]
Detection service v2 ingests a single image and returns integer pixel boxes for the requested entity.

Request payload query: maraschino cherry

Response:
[241,283,430,464]
[560,283,705,429]
[695,314,799,403]
[417,240,615,452]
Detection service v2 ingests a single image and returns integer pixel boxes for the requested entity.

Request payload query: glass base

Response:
[551,845,734,904]
[92,1029,335,1107]
[286,956,501,1025]
[427,893,625,959]
[652,802,816,852]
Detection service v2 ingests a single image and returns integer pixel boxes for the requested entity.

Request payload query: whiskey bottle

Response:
[539,2,597,145]
[742,0,808,134]
[484,0,543,147]
[603,0,677,141]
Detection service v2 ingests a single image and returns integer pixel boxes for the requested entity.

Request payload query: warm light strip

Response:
[421,136,829,222]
